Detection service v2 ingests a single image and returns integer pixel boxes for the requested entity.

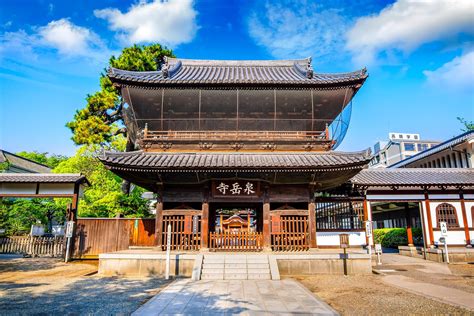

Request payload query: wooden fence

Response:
[271,215,309,251]
[161,215,201,251]
[210,232,263,251]
[0,236,65,257]
[73,218,155,258]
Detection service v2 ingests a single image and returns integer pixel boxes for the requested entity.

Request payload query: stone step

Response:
[201,273,224,280]
[247,273,271,280]
[224,263,247,269]
[201,268,224,274]
[202,263,226,269]
[224,273,248,280]
[247,258,269,264]
[224,268,247,274]
[247,263,269,269]
[247,268,271,274]
[203,258,225,263]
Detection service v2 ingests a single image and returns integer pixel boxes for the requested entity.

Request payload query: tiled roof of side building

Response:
[0,150,51,173]
[0,173,89,184]
[351,168,474,187]
[99,150,372,172]
[108,57,368,87]
[389,130,474,168]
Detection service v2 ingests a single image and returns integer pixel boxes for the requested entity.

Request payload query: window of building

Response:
[417,143,428,151]
[316,201,364,230]
[399,134,403,139]
[404,143,415,151]
[414,135,419,140]
[436,203,459,228]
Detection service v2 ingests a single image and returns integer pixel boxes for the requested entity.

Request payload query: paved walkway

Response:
[376,253,474,311]
[133,279,338,315]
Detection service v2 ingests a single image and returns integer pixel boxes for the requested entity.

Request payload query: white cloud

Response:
[347,0,474,65]
[94,0,198,47]
[424,51,474,92]
[38,19,105,57]
[248,1,348,60]
[0,19,108,62]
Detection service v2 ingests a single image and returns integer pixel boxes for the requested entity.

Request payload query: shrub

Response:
[373,228,412,248]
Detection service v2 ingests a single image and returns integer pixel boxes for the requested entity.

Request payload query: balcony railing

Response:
[143,130,329,142]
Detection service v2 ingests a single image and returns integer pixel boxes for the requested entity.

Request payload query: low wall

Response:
[99,251,372,276]
[274,253,372,275]
[99,252,196,277]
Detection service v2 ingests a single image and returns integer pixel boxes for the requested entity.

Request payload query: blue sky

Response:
[0,0,473,155]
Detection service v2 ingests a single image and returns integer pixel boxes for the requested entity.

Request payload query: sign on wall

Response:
[440,221,448,237]
[365,221,373,238]
[212,180,260,197]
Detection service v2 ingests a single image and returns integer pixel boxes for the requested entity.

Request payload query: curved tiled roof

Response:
[0,173,89,184]
[99,150,372,172]
[389,131,474,168]
[351,168,474,187]
[108,57,368,87]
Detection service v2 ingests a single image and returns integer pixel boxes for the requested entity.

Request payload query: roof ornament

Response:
[306,57,313,79]
[161,56,169,78]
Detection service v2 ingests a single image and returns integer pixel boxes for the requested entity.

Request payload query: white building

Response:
[370,133,440,168]
[390,130,473,169]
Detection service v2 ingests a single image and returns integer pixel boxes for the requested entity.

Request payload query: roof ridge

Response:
[167,57,311,67]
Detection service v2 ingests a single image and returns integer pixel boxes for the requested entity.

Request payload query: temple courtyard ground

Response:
[0,254,472,315]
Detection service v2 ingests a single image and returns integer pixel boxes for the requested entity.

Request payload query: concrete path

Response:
[376,253,474,311]
[133,279,338,315]
[382,274,474,311]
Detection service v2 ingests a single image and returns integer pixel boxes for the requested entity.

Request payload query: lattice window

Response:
[436,203,459,228]
[315,200,364,230]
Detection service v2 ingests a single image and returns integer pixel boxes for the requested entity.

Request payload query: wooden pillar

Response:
[201,201,209,249]
[263,186,271,250]
[424,191,434,246]
[363,198,370,246]
[459,190,472,247]
[154,195,163,248]
[308,201,317,248]
[405,203,414,246]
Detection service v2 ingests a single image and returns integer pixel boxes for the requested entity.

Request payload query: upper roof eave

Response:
[107,57,368,88]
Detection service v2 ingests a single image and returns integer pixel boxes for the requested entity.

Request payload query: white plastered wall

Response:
[316,231,366,246]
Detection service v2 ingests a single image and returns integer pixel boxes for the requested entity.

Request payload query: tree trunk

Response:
[121,137,135,195]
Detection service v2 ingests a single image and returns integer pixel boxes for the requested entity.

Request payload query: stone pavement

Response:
[375,253,474,311]
[133,279,338,315]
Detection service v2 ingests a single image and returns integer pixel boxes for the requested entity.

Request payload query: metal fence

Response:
[0,236,65,257]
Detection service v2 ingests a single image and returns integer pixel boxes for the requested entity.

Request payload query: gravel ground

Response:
[0,258,171,315]
[296,274,473,315]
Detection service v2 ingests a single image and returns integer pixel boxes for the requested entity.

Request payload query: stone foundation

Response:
[274,253,372,275]
[99,252,195,277]
[99,250,372,277]
[398,246,474,263]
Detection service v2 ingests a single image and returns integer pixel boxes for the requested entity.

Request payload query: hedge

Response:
[373,228,423,248]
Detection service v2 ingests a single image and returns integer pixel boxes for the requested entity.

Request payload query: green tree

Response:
[0,198,66,235]
[66,44,174,149]
[16,151,68,169]
[457,117,474,132]
[53,145,151,218]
